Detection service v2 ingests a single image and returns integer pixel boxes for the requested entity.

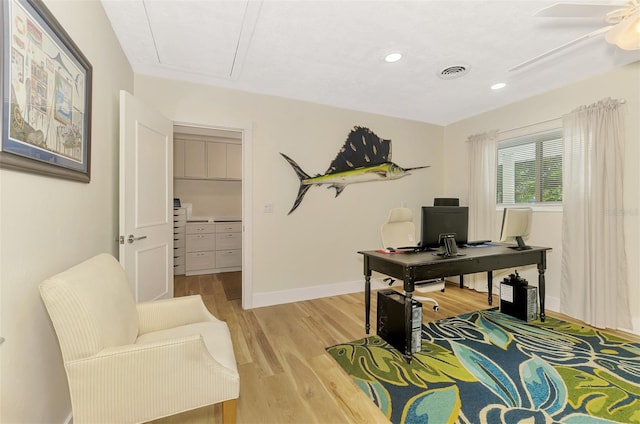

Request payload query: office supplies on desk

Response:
[466,239,491,246]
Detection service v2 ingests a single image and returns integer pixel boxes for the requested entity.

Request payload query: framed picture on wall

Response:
[0,0,92,182]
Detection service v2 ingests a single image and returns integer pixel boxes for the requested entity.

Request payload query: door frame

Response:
[173,120,253,310]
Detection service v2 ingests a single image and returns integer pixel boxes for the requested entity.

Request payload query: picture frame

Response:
[0,0,92,182]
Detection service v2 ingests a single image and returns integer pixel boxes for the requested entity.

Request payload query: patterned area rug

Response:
[326,309,640,424]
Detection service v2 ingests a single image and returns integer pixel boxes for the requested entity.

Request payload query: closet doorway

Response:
[172,123,252,309]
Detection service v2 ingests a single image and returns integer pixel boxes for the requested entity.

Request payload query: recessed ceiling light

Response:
[491,82,507,90]
[384,53,402,63]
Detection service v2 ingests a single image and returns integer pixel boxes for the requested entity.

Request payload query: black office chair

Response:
[434,198,459,206]
[433,197,464,287]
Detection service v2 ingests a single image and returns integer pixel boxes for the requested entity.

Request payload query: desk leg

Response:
[365,274,371,334]
[404,290,413,364]
[459,274,464,288]
[538,263,546,322]
[364,255,372,334]
[487,271,493,305]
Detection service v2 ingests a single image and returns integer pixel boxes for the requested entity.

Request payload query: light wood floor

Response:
[149,274,639,424]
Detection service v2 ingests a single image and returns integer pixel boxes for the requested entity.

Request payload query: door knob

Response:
[127,234,147,244]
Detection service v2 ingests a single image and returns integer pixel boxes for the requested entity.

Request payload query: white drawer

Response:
[215,249,241,268]
[173,208,186,217]
[215,222,241,233]
[173,224,186,234]
[187,222,217,234]
[216,232,241,250]
[174,264,185,275]
[186,251,215,271]
[186,233,215,252]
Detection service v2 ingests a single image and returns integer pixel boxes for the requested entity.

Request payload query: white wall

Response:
[443,62,640,332]
[0,1,133,422]
[134,75,444,302]
[174,179,242,217]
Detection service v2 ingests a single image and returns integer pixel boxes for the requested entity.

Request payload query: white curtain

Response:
[561,98,631,329]
[467,130,499,291]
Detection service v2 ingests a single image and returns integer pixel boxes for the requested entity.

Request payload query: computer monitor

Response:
[420,206,469,248]
[500,207,532,250]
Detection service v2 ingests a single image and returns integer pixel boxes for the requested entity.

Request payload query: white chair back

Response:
[381,208,417,248]
[40,254,138,361]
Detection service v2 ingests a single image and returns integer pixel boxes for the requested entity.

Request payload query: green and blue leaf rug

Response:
[326,309,640,423]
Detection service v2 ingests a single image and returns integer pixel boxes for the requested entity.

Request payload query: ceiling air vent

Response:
[438,65,470,80]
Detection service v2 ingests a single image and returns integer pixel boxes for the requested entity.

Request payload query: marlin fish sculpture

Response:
[281,126,429,214]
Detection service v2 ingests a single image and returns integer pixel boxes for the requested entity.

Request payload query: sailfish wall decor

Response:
[281,126,429,214]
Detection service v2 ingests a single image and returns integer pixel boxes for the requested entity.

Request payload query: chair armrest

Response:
[65,335,239,423]
[136,295,220,335]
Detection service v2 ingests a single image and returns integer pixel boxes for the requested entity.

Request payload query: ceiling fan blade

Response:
[509,26,613,72]
[535,2,627,18]
[605,10,640,49]
[606,7,636,22]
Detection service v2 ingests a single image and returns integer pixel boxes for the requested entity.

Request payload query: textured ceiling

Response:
[101,0,640,125]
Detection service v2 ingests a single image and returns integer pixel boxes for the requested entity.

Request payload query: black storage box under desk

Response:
[500,283,537,322]
[377,290,422,355]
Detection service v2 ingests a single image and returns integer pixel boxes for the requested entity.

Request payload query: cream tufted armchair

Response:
[39,253,239,423]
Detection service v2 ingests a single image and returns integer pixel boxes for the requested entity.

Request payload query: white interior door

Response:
[119,90,173,302]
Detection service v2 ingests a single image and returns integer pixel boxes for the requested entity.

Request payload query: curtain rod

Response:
[498,117,561,135]
[498,98,626,135]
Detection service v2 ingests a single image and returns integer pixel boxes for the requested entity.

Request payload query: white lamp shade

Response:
[605,10,640,50]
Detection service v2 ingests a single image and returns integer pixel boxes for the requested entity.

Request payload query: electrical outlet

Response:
[264,202,273,213]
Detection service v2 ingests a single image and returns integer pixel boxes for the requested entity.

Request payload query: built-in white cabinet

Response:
[214,222,242,269]
[174,138,241,181]
[173,207,186,275]
[226,144,242,179]
[185,221,241,275]
[206,142,227,178]
[186,223,216,273]
[184,141,207,178]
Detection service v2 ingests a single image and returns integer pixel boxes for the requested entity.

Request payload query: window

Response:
[497,129,562,205]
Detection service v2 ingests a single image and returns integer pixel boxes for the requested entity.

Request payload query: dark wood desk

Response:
[359,244,551,346]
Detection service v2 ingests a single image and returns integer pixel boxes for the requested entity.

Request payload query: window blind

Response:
[497,129,563,205]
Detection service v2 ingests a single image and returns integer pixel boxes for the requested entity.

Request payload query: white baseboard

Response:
[251,280,564,319]
[251,278,391,309]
